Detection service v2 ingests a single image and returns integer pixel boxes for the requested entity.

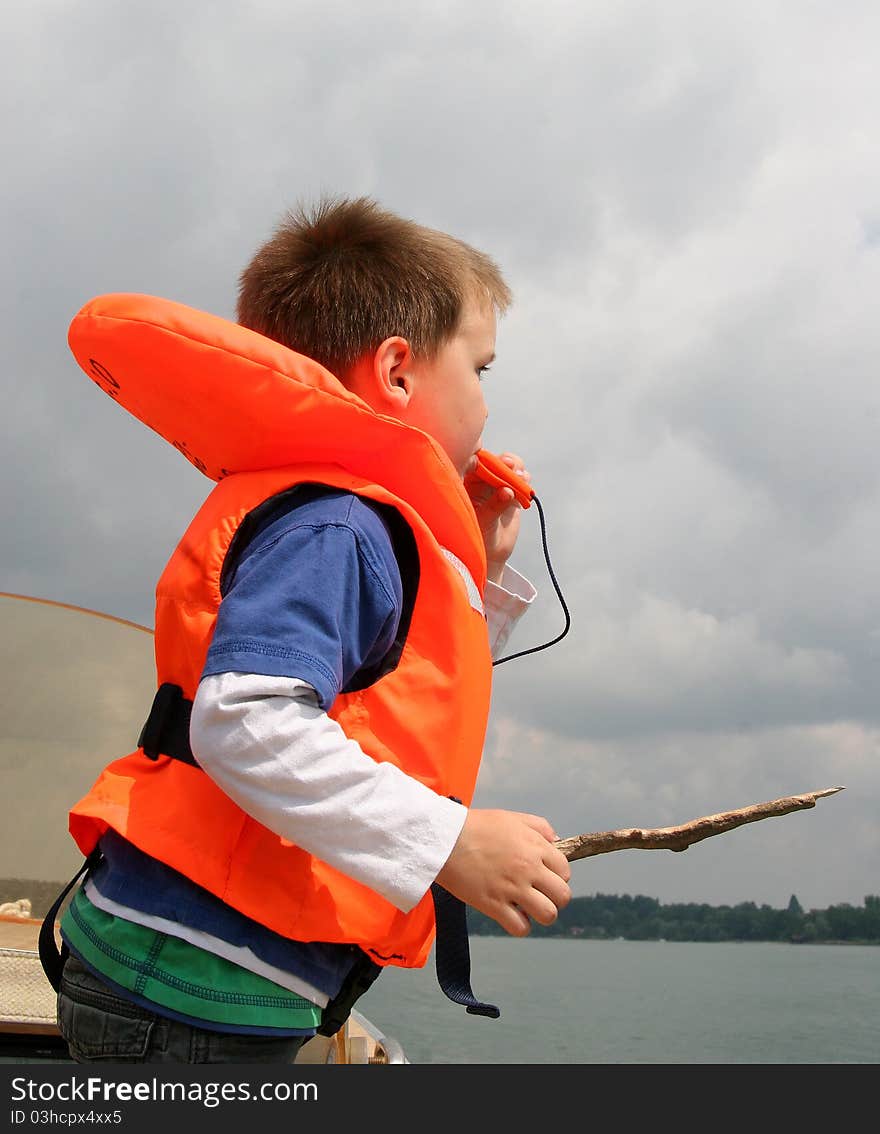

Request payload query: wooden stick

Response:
[554,786,845,863]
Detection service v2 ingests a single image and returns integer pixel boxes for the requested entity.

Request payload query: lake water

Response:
[356,937,879,1064]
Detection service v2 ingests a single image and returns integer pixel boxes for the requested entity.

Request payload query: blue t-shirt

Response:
[204,484,405,706]
[85,486,408,1029]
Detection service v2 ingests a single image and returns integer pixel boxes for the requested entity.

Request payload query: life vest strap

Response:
[428,794,500,1019]
[39,849,103,992]
[430,882,500,1019]
[137,683,199,767]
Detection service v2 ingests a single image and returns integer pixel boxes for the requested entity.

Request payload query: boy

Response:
[54,196,571,1063]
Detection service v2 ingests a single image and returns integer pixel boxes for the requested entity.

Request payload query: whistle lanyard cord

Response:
[492,493,571,667]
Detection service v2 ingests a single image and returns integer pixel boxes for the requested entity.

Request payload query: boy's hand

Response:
[464,451,531,584]
[434,808,572,937]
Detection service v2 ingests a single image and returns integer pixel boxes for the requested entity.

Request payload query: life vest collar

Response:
[68,292,486,588]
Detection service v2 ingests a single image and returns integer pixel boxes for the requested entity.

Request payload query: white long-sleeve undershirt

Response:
[189,566,535,914]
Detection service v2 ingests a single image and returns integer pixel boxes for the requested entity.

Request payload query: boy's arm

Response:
[191,671,468,912]
[191,484,568,934]
[452,451,573,929]
[465,450,531,584]
[472,449,537,654]
[191,672,571,933]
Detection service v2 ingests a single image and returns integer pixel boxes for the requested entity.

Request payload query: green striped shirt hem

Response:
[61,890,322,1030]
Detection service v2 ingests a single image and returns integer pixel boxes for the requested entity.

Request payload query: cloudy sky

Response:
[3,0,878,912]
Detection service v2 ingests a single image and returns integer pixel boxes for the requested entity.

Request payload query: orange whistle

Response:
[474,449,534,509]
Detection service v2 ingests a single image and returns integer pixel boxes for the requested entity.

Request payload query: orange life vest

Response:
[65,294,493,969]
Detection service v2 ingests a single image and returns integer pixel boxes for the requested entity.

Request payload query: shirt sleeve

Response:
[190,672,467,912]
[485,563,537,657]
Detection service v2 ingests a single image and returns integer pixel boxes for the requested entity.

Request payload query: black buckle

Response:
[317,951,382,1036]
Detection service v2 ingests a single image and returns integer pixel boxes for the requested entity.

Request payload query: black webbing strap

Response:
[428,793,500,1019]
[430,883,500,1019]
[137,682,199,766]
[38,849,102,993]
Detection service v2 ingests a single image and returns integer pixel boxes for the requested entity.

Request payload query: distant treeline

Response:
[4,880,879,944]
[468,892,880,944]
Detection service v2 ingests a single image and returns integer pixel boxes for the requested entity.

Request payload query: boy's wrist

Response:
[486,559,508,585]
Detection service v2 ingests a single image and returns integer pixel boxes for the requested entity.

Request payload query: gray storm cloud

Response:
[3,0,878,909]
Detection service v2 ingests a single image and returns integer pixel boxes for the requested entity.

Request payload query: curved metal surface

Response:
[0,592,155,883]
[349,1008,409,1064]
[0,592,409,1064]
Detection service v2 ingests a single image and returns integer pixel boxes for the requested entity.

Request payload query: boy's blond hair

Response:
[237,196,511,379]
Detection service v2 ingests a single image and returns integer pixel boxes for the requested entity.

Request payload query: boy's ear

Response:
[374,336,414,409]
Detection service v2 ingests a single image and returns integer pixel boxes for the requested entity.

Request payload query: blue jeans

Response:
[57,954,309,1064]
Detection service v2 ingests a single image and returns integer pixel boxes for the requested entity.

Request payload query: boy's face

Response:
[404,295,495,478]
